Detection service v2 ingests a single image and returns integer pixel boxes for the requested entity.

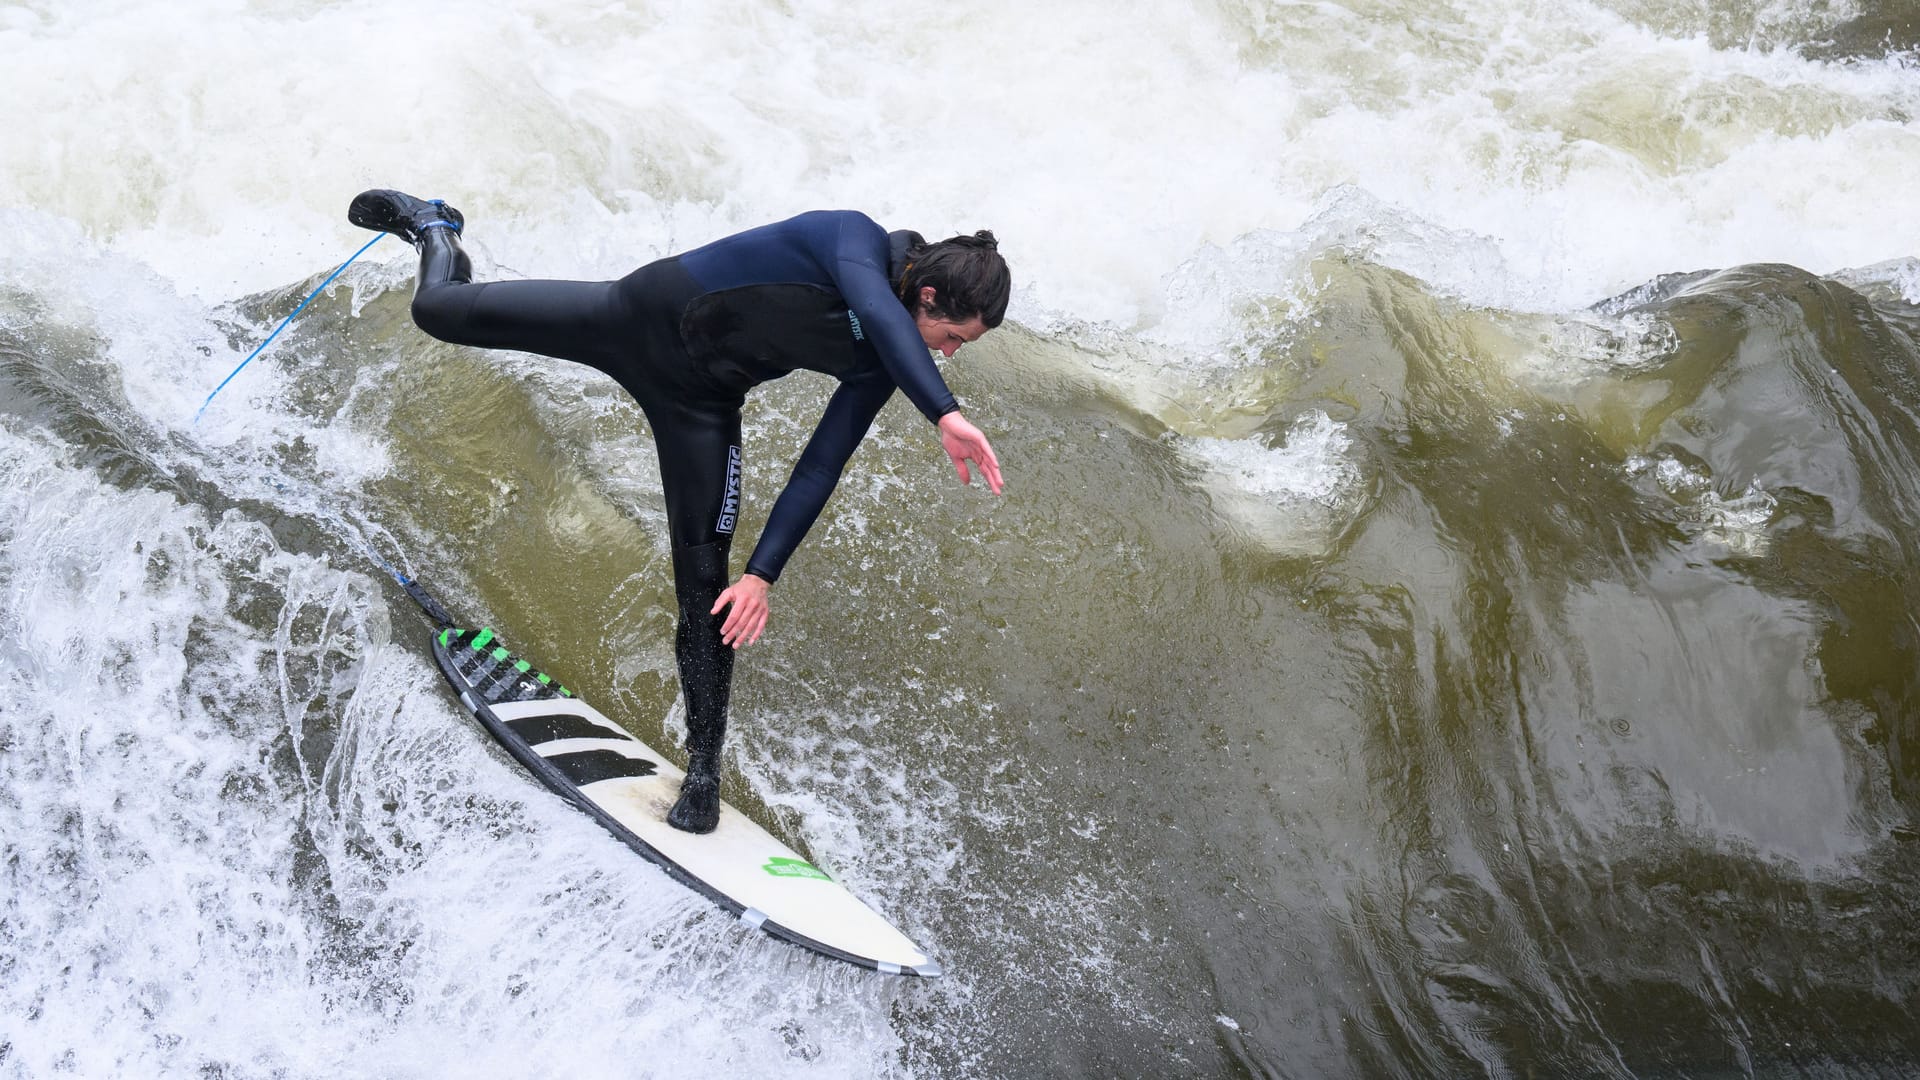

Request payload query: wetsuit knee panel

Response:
[409,232,478,343]
[410,285,474,343]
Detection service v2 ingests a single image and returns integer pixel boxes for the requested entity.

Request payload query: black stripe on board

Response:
[506,713,633,746]
[546,749,658,786]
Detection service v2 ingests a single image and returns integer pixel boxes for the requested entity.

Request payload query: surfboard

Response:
[409,597,941,977]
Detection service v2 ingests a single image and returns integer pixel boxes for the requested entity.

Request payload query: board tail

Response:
[436,625,576,705]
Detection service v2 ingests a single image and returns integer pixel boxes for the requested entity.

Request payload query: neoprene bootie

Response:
[668,752,721,834]
[666,540,733,837]
[347,189,464,247]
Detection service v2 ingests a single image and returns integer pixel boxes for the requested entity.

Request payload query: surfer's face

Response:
[916,312,988,358]
[912,286,989,357]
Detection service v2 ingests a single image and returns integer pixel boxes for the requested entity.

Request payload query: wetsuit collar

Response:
[887,229,925,300]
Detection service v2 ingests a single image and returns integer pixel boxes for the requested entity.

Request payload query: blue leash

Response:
[193,223,465,622]
[194,232,387,424]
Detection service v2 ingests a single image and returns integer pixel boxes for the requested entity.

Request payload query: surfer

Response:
[347,190,1009,834]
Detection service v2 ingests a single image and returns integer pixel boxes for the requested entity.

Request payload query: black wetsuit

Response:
[408,210,956,761]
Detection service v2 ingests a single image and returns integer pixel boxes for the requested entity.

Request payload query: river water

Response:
[4,1,1919,1076]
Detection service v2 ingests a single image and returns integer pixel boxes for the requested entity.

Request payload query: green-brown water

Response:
[41,251,1911,1077]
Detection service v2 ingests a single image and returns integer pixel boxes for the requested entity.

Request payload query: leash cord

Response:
[194,232,387,423]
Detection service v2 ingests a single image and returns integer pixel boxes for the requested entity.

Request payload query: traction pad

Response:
[436,626,572,705]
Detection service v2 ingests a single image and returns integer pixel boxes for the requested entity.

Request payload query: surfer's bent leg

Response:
[647,402,744,835]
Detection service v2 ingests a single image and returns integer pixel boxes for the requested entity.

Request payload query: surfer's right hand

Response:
[938,411,1004,495]
[714,573,771,648]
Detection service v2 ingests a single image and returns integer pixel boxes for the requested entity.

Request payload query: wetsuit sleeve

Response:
[829,215,959,424]
[744,377,896,583]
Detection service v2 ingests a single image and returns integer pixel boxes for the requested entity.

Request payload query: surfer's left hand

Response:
[714,573,771,648]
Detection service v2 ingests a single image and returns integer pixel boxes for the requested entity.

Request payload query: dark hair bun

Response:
[899,227,1012,327]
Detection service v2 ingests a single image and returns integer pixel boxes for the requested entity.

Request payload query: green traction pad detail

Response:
[438,624,573,701]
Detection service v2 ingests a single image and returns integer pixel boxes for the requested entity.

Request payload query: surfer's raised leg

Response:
[346,188,628,370]
[666,540,732,834]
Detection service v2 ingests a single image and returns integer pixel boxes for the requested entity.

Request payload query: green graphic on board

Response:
[763,857,831,881]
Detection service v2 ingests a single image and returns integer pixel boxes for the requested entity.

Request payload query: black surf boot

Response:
[668,752,721,834]
[665,541,733,836]
[347,188,465,247]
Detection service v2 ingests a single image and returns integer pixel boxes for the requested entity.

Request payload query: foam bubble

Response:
[1179,411,1364,557]
[1625,453,1780,554]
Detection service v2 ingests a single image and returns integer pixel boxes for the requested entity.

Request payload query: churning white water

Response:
[4,0,1916,323]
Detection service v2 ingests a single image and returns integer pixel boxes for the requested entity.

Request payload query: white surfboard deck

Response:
[429,624,939,977]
